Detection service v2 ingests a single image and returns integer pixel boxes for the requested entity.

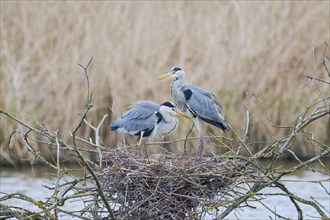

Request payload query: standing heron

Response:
[110,101,190,145]
[157,67,230,158]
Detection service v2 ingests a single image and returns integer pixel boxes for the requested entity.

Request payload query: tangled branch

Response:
[1,43,329,219]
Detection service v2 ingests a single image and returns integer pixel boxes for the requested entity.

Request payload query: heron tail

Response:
[218,120,230,132]
[200,117,230,132]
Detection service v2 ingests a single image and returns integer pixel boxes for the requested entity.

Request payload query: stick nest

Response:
[98,148,253,219]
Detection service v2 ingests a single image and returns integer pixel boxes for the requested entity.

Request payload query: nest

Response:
[98,148,252,219]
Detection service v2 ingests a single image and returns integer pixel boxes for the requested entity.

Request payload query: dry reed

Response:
[1,1,329,162]
[0,57,328,219]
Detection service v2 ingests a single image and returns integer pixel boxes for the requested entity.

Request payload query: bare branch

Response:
[84,114,108,167]
[54,130,61,219]
[2,49,328,219]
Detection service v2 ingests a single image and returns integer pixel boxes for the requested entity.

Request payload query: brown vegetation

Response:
[1,2,329,162]
[0,56,329,219]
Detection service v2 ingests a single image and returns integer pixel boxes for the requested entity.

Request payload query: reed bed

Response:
[0,52,329,219]
[1,1,329,162]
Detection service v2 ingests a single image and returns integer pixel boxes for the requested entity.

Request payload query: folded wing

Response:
[181,85,229,131]
[110,101,159,136]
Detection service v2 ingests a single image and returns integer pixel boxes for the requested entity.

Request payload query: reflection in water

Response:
[1,162,329,219]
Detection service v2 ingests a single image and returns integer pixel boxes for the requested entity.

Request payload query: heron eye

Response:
[175,77,178,80]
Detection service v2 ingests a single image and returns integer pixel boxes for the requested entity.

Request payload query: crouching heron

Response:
[157,67,230,158]
[110,100,190,145]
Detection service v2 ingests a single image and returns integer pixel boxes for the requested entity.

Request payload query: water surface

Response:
[1,163,329,219]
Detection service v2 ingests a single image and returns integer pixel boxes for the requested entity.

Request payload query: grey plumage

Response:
[179,84,229,131]
[158,66,230,157]
[110,101,179,139]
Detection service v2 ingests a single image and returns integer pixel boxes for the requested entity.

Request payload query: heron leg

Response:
[138,131,144,147]
[194,117,204,159]
[197,133,204,159]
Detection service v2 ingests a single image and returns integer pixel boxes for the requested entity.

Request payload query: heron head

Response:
[159,102,175,116]
[160,101,175,108]
[157,66,185,81]
[160,102,191,119]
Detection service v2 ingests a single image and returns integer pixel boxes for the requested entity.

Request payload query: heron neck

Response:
[161,113,176,124]
[171,76,184,89]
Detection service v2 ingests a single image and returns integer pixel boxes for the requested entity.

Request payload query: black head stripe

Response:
[160,102,175,108]
[171,67,182,72]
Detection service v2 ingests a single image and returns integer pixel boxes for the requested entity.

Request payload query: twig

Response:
[257,199,291,220]
[304,74,330,84]
[216,106,330,220]
[241,90,250,142]
[72,57,116,219]
[54,130,61,219]
[0,193,54,219]
[1,44,329,219]
[109,99,127,146]
[145,135,232,146]
[84,114,108,167]
[322,41,330,77]
[231,127,253,157]
[184,122,195,154]
[78,56,93,105]
[275,182,303,220]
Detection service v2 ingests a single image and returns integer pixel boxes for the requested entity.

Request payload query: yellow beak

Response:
[173,109,192,120]
[157,71,174,80]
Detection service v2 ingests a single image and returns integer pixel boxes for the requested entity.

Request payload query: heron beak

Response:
[173,109,192,119]
[157,71,173,80]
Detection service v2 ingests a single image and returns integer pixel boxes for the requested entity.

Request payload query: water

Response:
[0,166,88,219]
[1,163,329,219]
[224,170,330,219]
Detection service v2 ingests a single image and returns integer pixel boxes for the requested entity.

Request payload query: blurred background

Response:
[1,1,329,163]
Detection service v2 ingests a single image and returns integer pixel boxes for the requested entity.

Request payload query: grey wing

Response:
[110,103,158,133]
[181,84,223,121]
[185,85,222,111]
[127,100,159,118]
[131,100,160,111]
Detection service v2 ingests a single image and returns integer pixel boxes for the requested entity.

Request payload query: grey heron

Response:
[110,100,190,145]
[157,67,230,158]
